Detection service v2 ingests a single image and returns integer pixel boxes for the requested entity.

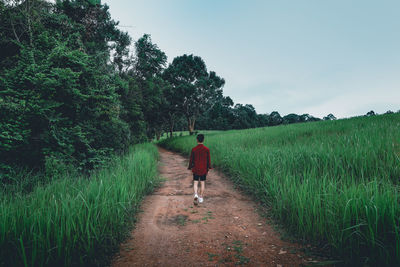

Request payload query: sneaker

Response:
[194,194,199,205]
[198,197,203,203]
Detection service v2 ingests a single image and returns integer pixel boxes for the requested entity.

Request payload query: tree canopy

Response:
[164,54,224,134]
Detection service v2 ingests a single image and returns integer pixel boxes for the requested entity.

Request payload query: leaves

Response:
[164,54,225,133]
[0,0,138,178]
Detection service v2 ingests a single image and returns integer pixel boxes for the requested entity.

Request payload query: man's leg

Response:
[193,180,199,196]
[199,181,205,198]
[193,179,199,205]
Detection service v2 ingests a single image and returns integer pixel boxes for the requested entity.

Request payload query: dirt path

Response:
[112,147,312,266]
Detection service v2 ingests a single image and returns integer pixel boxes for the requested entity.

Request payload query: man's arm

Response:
[188,149,194,170]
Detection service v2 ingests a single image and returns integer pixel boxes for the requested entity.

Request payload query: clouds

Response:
[104,0,400,118]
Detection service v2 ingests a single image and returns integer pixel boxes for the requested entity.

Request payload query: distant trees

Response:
[231,104,257,129]
[366,110,376,116]
[299,113,320,122]
[196,96,235,130]
[195,106,324,131]
[282,113,321,124]
[283,113,300,124]
[268,111,283,126]
[323,113,337,120]
[257,113,270,127]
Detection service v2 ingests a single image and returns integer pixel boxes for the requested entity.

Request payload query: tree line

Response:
[1,0,374,179]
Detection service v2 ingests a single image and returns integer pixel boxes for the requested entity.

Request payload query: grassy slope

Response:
[0,143,159,267]
[159,114,400,265]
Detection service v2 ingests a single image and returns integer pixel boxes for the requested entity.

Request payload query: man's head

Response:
[196,134,204,143]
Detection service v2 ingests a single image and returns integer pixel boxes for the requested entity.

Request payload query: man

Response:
[188,134,211,205]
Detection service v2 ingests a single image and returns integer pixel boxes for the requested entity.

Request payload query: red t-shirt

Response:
[188,144,211,176]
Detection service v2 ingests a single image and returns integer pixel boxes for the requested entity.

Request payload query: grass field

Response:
[159,113,400,265]
[0,143,159,267]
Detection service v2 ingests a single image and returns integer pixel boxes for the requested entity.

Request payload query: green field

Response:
[159,113,400,265]
[0,143,159,267]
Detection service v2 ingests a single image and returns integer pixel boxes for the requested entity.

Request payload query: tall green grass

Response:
[0,143,159,267]
[159,113,400,265]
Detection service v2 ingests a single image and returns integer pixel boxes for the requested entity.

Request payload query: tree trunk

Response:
[169,119,174,138]
[187,117,196,135]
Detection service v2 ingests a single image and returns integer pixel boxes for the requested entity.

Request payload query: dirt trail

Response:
[112,147,311,266]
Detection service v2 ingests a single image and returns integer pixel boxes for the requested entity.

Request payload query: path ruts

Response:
[112,147,310,266]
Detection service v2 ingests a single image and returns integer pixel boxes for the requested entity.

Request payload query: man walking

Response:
[188,134,211,205]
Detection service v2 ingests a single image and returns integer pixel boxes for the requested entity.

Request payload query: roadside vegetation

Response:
[0,143,159,267]
[159,113,400,266]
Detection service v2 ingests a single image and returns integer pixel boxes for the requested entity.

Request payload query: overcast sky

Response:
[103,0,400,118]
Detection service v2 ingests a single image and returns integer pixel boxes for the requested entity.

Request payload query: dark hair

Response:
[196,134,204,143]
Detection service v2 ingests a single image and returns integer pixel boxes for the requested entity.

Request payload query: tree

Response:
[133,34,167,139]
[300,113,321,122]
[141,76,170,139]
[162,80,182,136]
[196,96,234,130]
[164,54,224,134]
[232,104,258,129]
[269,111,283,126]
[283,113,300,124]
[257,113,270,127]
[116,74,147,144]
[134,34,167,79]
[323,113,337,120]
[366,110,375,116]
[55,0,124,58]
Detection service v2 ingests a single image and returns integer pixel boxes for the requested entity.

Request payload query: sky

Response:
[103,0,400,119]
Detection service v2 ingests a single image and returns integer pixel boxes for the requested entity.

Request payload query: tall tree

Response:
[133,34,168,139]
[164,54,224,134]
[134,34,167,79]
[160,80,179,137]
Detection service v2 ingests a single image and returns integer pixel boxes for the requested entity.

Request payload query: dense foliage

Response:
[159,113,400,266]
[0,0,139,179]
